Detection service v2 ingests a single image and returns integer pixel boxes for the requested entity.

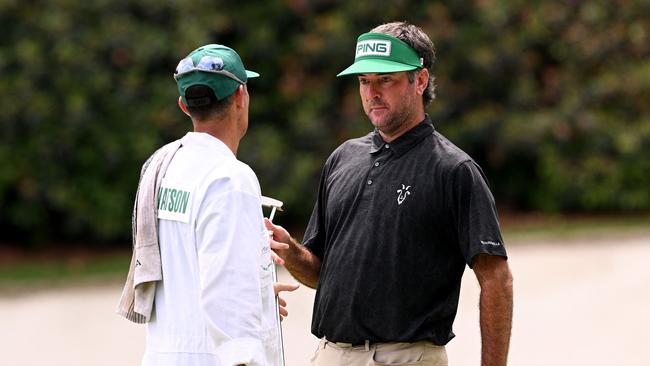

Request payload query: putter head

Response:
[261,196,284,211]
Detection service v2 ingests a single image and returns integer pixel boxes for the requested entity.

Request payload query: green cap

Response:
[337,33,423,77]
[174,44,259,105]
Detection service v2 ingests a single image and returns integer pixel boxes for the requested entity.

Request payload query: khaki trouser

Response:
[311,338,448,366]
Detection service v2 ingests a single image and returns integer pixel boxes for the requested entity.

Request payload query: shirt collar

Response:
[370,115,434,157]
[180,132,235,159]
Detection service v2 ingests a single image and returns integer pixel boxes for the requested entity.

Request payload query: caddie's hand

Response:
[264,218,292,265]
[273,282,300,321]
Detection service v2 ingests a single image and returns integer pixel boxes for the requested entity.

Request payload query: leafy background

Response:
[1,0,648,247]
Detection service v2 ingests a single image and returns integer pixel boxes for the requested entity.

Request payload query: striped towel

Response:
[116,140,182,323]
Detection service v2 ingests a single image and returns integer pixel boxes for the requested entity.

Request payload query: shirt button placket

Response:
[369,158,382,185]
[367,145,388,188]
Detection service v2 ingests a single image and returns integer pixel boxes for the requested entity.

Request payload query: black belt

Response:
[326,339,372,349]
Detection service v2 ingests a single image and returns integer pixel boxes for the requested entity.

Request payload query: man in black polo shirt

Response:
[266,22,513,366]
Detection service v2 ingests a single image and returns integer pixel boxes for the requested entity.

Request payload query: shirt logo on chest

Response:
[396,184,411,205]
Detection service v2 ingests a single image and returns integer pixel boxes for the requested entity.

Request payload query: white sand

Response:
[1,235,648,365]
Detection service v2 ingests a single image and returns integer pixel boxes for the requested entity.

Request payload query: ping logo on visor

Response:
[337,33,424,77]
[356,40,392,58]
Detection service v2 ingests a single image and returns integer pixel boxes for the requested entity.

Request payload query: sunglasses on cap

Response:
[173,56,245,84]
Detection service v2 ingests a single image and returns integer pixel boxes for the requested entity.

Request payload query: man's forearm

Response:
[479,268,513,366]
[283,237,321,289]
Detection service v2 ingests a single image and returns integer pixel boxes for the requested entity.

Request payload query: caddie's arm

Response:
[265,218,322,289]
[473,254,513,366]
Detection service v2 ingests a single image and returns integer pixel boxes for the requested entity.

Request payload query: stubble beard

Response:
[366,96,415,137]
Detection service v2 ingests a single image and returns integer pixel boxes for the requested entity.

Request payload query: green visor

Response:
[337,33,424,77]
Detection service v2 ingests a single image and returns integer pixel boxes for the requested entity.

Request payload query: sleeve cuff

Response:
[216,337,266,366]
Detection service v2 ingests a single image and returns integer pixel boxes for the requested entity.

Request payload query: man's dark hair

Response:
[371,21,436,106]
[185,85,235,121]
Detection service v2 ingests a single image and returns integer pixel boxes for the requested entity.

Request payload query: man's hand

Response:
[265,218,292,265]
[273,282,300,321]
[264,218,322,289]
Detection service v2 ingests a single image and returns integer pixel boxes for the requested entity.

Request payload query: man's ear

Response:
[234,85,248,109]
[416,69,429,96]
[178,96,191,117]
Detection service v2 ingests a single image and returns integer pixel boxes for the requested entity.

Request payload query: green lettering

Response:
[167,189,177,211]
[157,187,191,214]
[158,188,167,210]
[157,188,163,209]
[172,190,182,212]
[164,188,171,211]
[179,191,190,213]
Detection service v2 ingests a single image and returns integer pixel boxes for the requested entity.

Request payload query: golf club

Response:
[261,195,285,366]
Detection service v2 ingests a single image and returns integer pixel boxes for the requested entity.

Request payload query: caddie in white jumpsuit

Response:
[140,44,281,365]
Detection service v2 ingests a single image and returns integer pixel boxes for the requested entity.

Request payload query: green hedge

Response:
[1,0,649,245]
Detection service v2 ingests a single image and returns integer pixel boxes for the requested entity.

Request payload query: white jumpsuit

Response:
[142,132,279,366]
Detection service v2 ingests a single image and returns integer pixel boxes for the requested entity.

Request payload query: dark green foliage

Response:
[1,0,649,245]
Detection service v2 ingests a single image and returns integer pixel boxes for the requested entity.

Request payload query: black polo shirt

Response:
[303,116,507,346]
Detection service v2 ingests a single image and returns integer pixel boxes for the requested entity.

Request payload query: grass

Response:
[0,214,648,291]
[0,251,131,293]
[501,213,650,243]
